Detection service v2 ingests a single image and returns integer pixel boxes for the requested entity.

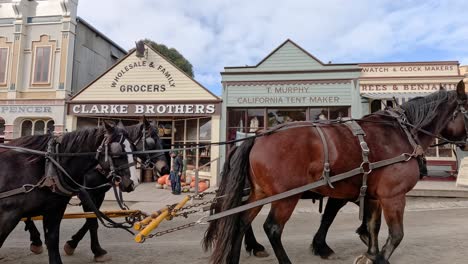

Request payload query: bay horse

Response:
[204,80,468,264]
[23,118,170,262]
[0,121,137,264]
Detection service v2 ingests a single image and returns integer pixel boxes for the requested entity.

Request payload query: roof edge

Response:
[76,17,127,54]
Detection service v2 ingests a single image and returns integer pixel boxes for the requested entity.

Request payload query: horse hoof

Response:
[30,244,43,254]
[63,242,75,256]
[253,250,269,258]
[94,254,112,262]
[353,254,373,264]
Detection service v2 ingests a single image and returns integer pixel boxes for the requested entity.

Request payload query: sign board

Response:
[226,82,352,107]
[456,157,468,188]
[68,103,220,116]
[360,63,459,78]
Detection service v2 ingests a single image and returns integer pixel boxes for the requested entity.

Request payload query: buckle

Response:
[360,142,370,154]
[359,185,368,197]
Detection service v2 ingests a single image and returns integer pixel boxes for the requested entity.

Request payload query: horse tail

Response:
[203,137,255,264]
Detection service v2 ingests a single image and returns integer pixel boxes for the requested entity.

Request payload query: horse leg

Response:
[43,207,67,264]
[0,212,22,248]
[24,219,44,254]
[355,196,404,264]
[364,199,382,260]
[64,221,89,255]
[244,225,268,257]
[263,195,300,264]
[312,197,348,259]
[85,192,110,262]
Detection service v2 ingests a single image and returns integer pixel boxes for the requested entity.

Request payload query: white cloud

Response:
[77,0,468,94]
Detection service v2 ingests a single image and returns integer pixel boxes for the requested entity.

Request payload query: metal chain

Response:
[146,222,197,238]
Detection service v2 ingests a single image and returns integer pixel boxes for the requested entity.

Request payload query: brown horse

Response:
[204,80,468,264]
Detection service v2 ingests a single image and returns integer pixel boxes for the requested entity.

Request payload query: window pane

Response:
[21,120,32,137]
[247,109,264,132]
[228,109,246,132]
[46,120,55,134]
[0,119,5,135]
[310,108,328,121]
[199,118,211,140]
[438,144,453,158]
[371,100,382,113]
[186,119,197,140]
[329,106,350,120]
[174,120,185,141]
[34,47,51,83]
[267,109,306,127]
[34,120,45,135]
[198,144,211,172]
[0,48,7,83]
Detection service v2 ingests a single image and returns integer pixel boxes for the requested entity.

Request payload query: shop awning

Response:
[361,92,435,104]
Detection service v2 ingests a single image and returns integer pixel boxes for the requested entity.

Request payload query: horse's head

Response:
[440,80,468,150]
[131,117,170,176]
[99,121,138,193]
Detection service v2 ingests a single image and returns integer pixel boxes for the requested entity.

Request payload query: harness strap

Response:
[344,120,370,220]
[387,110,424,156]
[0,185,36,199]
[78,188,135,235]
[315,126,333,188]
[204,153,413,223]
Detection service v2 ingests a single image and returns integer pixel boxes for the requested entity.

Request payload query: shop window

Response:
[267,108,306,127]
[46,120,55,134]
[228,109,247,133]
[21,119,53,137]
[34,120,45,135]
[186,119,198,141]
[33,46,51,83]
[21,120,33,137]
[426,139,453,158]
[371,100,382,113]
[329,106,350,120]
[247,109,264,133]
[0,118,5,135]
[0,48,8,84]
[174,120,185,141]
[199,118,211,141]
[310,108,328,121]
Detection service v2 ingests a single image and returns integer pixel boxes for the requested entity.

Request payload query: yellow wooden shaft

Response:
[168,195,191,219]
[21,210,141,221]
[134,210,169,243]
[134,207,169,231]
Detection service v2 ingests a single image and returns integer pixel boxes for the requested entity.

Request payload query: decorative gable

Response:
[71,43,219,102]
[256,40,324,71]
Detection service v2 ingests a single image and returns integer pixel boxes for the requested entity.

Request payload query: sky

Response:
[78,0,468,95]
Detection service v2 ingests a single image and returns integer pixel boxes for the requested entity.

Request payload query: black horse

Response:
[23,118,170,262]
[0,121,136,264]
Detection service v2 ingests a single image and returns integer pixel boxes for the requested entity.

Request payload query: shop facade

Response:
[67,43,221,185]
[0,0,125,141]
[220,40,361,174]
[359,61,464,175]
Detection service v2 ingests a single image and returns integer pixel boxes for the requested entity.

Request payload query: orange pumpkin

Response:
[198,182,208,192]
[157,175,169,185]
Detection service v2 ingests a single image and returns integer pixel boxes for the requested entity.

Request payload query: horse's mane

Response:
[400,90,457,133]
[59,127,107,154]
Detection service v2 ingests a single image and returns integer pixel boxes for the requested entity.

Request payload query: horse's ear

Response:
[439,84,445,91]
[117,120,125,129]
[143,116,151,129]
[456,80,467,100]
[103,121,115,134]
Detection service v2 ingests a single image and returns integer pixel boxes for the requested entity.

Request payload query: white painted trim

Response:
[0,47,10,85]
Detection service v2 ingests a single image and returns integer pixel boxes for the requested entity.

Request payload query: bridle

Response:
[133,125,166,169]
[94,133,132,186]
[452,98,468,148]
